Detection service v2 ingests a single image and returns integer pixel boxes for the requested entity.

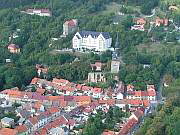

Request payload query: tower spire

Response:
[115,32,119,49]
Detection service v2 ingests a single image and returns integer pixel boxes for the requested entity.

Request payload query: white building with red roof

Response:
[21,8,51,17]
[8,44,20,53]
[63,19,78,36]
[126,85,156,101]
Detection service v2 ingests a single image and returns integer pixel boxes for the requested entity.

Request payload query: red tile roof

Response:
[48,107,60,114]
[118,118,138,135]
[102,130,116,135]
[28,117,38,125]
[8,44,20,49]
[36,88,45,95]
[0,128,18,135]
[81,86,92,91]
[99,99,115,106]
[67,119,76,126]
[76,84,82,90]
[133,110,144,120]
[65,20,77,26]
[31,77,39,84]
[15,125,28,133]
[74,96,91,102]
[92,87,102,93]
[52,78,69,85]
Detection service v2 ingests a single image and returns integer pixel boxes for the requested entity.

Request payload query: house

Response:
[118,110,144,135]
[129,110,144,121]
[52,78,70,86]
[155,17,168,26]
[0,128,18,135]
[48,127,69,135]
[63,19,78,36]
[36,64,48,77]
[26,116,38,132]
[47,107,61,120]
[135,18,146,25]
[169,6,178,11]
[102,130,116,135]
[22,9,51,16]
[113,92,124,100]
[126,90,156,101]
[15,125,28,135]
[8,44,20,53]
[131,25,145,31]
[0,98,12,108]
[74,96,91,106]
[91,88,102,99]
[1,117,14,128]
[127,84,134,91]
[72,31,112,52]
[118,118,138,135]
[88,72,106,83]
[37,113,47,128]
[90,61,104,71]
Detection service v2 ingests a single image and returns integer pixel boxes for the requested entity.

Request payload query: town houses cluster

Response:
[0,75,157,135]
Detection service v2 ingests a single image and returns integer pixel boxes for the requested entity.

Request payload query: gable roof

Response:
[15,125,28,133]
[0,128,18,135]
[133,110,144,120]
[118,118,138,135]
[28,117,38,125]
[78,31,111,39]
[8,44,20,49]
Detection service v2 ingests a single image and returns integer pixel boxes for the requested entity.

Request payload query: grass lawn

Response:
[100,2,121,15]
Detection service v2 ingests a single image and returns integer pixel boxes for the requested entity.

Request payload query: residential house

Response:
[15,125,28,135]
[135,18,146,25]
[74,96,91,106]
[0,128,18,135]
[91,87,102,99]
[63,19,78,36]
[169,6,178,11]
[0,98,12,108]
[36,64,48,77]
[126,90,156,101]
[1,117,14,128]
[155,17,168,26]
[8,44,20,53]
[90,61,104,71]
[72,31,112,52]
[47,107,61,120]
[37,113,47,128]
[52,78,70,86]
[129,110,144,121]
[26,116,38,132]
[131,25,145,31]
[102,130,116,135]
[113,92,124,100]
[48,127,68,135]
[21,9,51,16]
[118,118,138,135]
[118,110,144,135]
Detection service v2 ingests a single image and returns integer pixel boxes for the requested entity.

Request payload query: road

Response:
[140,8,156,18]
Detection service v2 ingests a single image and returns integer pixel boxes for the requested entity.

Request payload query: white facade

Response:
[21,9,51,17]
[72,31,112,52]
